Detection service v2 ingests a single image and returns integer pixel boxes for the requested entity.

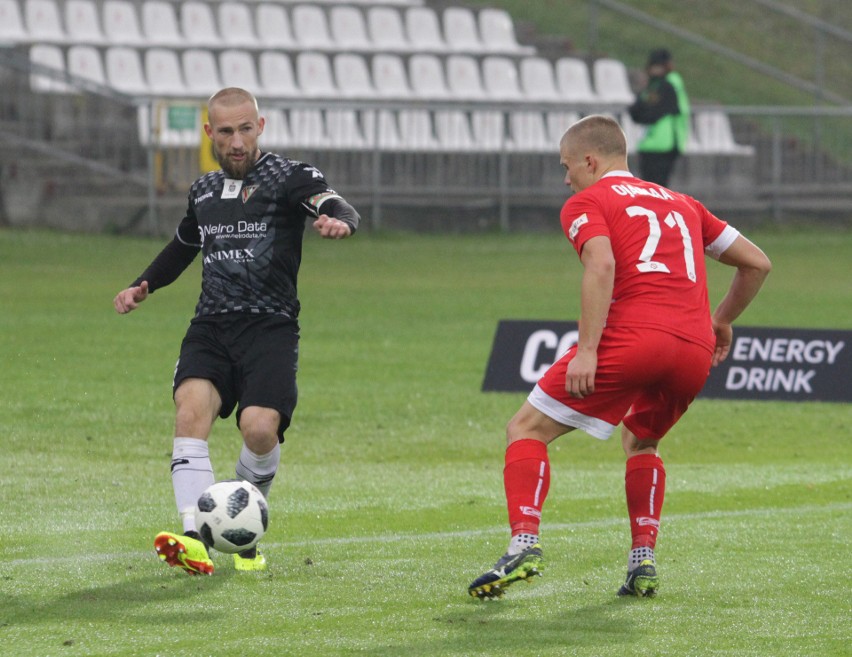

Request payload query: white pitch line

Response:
[3,502,849,568]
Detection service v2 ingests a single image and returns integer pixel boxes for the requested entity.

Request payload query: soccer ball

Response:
[195,480,269,554]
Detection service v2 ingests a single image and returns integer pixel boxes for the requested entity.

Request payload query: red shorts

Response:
[528,327,712,440]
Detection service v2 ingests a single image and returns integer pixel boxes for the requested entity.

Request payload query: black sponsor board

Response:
[482,320,851,403]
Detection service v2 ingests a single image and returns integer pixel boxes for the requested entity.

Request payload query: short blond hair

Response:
[208,87,258,114]
[562,114,627,158]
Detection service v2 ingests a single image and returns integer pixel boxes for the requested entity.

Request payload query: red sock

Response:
[504,439,550,536]
[625,453,666,549]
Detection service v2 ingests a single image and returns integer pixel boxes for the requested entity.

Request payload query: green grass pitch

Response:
[1,226,850,656]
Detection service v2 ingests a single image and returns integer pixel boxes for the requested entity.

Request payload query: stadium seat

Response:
[296,52,336,97]
[25,0,66,43]
[693,110,756,155]
[592,58,634,105]
[555,57,598,104]
[0,0,28,44]
[618,112,643,153]
[180,1,220,46]
[371,54,411,98]
[408,54,450,99]
[141,1,183,46]
[434,110,476,151]
[105,46,148,94]
[445,55,486,101]
[258,51,298,97]
[219,50,260,91]
[397,109,439,150]
[67,44,105,86]
[29,44,69,92]
[259,107,291,148]
[326,109,369,149]
[404,7,445,52]
[443,7,483,53]
[482,56,523,101]
[519,57,560,102]
[329,6,371,51]
[181,48,221,97]
[471,111,506,151]
[65,0,105,44]
[546,110,581,145]
[478,8,534,55]
[292,4,332,50]
[333,53,374,98]
[289,108,329,148]
[361,109,402,149]
[367,6,409,52]
[145,48,187,97]
[218,2,258,48]
[509,111,552,152]
[102,1,145,46]
[255,3,296,49]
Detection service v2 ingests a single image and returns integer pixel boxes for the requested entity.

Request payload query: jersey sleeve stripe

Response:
[704,225,740,259]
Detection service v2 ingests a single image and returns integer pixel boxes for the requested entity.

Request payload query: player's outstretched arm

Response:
[313,214,353,239]
[114,281,149,314]
[711,235,772,365]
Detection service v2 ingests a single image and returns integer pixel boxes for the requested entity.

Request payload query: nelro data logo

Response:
[482,321,851,403]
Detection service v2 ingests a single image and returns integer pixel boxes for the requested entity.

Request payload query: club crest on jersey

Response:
[241,185,259,203]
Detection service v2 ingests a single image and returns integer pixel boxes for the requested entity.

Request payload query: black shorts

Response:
[173,313,300,441]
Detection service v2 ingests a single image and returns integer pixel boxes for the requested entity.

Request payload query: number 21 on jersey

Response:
[627,205,697,283]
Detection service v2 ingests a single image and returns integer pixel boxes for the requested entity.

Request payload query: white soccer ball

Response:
[194,480,269,554]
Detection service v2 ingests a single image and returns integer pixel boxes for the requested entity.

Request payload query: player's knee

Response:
[240,407,280,453]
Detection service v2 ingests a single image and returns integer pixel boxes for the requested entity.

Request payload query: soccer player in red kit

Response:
[468,114,771,599]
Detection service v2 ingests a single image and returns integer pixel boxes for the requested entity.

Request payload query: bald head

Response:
[559,115,629,192]
[208,87,259,115]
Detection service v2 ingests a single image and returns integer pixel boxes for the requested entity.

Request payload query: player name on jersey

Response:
[481,320,851,403]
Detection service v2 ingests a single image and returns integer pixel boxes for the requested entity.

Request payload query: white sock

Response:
[508,533,539,555]
[171,437,215,533]
[235,443,280,500]
[628,546,656,571]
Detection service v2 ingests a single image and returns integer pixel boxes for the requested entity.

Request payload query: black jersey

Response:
[175,153,342,319]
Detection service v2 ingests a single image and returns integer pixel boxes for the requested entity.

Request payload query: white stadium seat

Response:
[397,109,439,150]
[509,111,552,152]
[218,2,258,48]
[256,3,295,49]
[361,109,402,149]
[520,57,560,102]
[259,107,292,148]
[181,48,221,96]
[25,0,66,43]
[65,0,105,44]
[29,44,69,92]
[443,7,483,53]
[67,44,105,86]
[408,54,450,99]
[105,46,148,94]
[292,4,332,50]
[619,112,643,153]
[0,0,28,44]
[180,1,220,46]
[102,1,144,45]
[329,6,370,51]
[555,57,598,104]
[592,57,634,105]
[145,48,187,97]
[694,110,756,155]
[141,1,182,46]
[326,109,369,149]
[471,111,506,151]
[482,56,523,101]
[219,49,260,90]
[371,54,411,98]
[258,51,298,97]
[296,52,336,97]
[334,53,374,98]
[434,110,475,151]
[289,109,329,148]
[546,110,581,144]
[367,7,409,52]
[478,8,534,54]
[445,55,486,101]
[404,7,445,52]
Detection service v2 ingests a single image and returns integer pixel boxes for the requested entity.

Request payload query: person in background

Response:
[628,48,691,187]
[467,115,770,600]
[114,87,359,575]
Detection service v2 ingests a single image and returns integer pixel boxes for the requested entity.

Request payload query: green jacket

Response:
[631,71,691,153]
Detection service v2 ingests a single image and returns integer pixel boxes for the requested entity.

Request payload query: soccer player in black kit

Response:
[114,88,359,575]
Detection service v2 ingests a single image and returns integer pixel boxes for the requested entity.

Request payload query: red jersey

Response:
[560,172,738,352]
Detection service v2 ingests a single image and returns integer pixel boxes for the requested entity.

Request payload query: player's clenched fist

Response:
[313,214,352,239]
[114,280,149,314]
